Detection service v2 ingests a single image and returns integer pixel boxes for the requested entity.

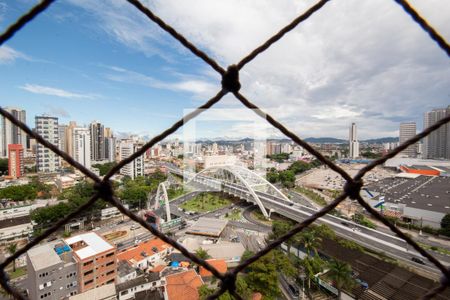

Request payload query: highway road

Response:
[166,166,450,275]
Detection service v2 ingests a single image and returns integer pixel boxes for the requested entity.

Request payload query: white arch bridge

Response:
[168,165,292,218]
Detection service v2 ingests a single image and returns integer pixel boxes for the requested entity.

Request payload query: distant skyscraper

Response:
[35,115,60,173]
[8,144,24,178]
[73,127,91,169]
[349,123,359,159]
[58,124,67,153]
[1,107,27,158]
[423,106,450,159]
[399,122,417,157]
[119,141,144,179]
[90,121,105,161]
[65,121,77,157]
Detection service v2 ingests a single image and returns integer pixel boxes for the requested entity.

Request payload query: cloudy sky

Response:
[0,0,449,140]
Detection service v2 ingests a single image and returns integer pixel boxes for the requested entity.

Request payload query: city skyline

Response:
[0,1,449,140]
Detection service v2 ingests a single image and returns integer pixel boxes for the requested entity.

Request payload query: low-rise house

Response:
[164,270,203,300]
[198,259,227,280]
[68,283,116,300]
[116,273,164,300]
[117,261,138,284]
[117,239,173,271]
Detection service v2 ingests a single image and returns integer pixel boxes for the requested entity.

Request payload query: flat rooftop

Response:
[185,217,228,237]
[65,232,114,260]
[367,176,450,214]
[27,244,62,271]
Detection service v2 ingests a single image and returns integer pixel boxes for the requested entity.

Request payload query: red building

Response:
[8,144,24,178]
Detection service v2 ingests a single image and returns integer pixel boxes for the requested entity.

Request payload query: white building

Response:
[349,122,359,159]
[119,141,144,179]
[1,107,27,158]
[35,115,61,173]
[399,122,417,158]
[203,155,237,168]
[73,127,91,169]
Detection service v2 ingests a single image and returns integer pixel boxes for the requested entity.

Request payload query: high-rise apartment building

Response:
[0,107,27,158]
[104,137,116,162]
[35,115,60,173]
[73,128,91,169]
[66,121,77,157]
[119,141,144,179]
[399,122,417,157]
[423,106,450,159]
[8,144,24,178]
[90,121,105,161]
[26,232,116,300]
[349,122,359,159]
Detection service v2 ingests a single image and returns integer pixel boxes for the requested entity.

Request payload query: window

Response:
[106,279,114,284]
[121,290,129,296]
[105,261,114,267]
[83,260,93,266]
[105,252,114,258]
[84,280,93,285]
[84,270,93,276]
[106,270,114,276]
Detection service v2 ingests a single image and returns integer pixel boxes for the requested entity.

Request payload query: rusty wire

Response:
[0,0,449,299]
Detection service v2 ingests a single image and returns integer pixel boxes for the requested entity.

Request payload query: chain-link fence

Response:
[0,0,449,299]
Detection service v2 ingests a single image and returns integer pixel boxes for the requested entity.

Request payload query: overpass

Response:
[166,164,450,274]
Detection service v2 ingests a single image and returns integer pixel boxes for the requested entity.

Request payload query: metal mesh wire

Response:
[0,0,449,299]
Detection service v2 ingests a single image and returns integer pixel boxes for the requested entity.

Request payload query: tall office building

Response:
[399,122,417,157]
[90,121,105,161]
[35,115,60,173]
[423,106,450,159]
[0,107,27,158]
[73,127,91,169]
[119,140,144,179]
[8,144,24,178]
[58,124,67,153]
[349,122,359,159]
[65,121,77,157]
[104,127,115,162]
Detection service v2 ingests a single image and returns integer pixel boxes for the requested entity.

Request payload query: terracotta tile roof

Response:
[166,269,203,300]
[150,264,166,273]
[117,238,172,263]
[199,259,227,277]
[252,292,262,300]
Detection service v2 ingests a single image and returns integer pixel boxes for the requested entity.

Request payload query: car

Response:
[214,213,221,217]
[288,202,294,206]
[117,220,125,225]
[411,257,425,265]
[117,242,124,247]
[130,225,138,230]
[341,221,350,227]
[356,278,369,289]
[134,239,142,245]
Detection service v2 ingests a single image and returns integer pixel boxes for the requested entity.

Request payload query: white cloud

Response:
[104,65,217,98]
[0,46,29,64]
[69,0,450,139]
[19,84,98,99]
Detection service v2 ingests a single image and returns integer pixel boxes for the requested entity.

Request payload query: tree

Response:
[440,214,450,237]
[297,231,322,257]
[301,256,325,292]
[195,248,211,260]
[198,276,251,300]
[92,162,117,176]
[245,253,280,299]
[327,259,355,299]
[0,158,8,175]
[6,243,18,272]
